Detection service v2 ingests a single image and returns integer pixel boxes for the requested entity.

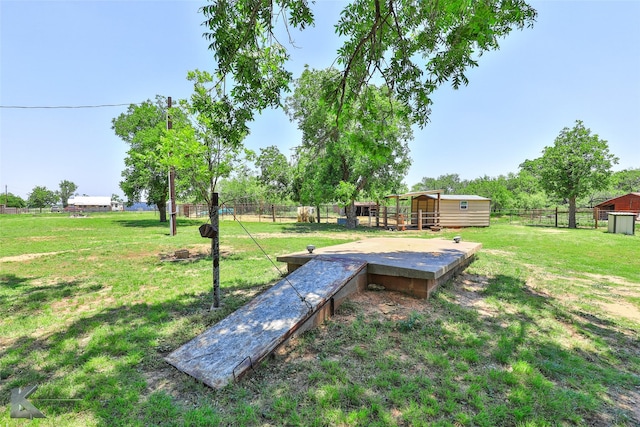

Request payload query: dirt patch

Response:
[583,273,640,289]
[538,228,568,234]
[482,249,514,257]
[599,301,640,322]
[0,248,93,263]
[451,273,500,318]
[158,245,233,262]
[0,251,67,263]
[615,388,640,425]
[339,288,427,323]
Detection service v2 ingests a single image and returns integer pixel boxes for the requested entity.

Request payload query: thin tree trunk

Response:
[345,201,357,229]
[568,197,577,229]
[157,200,167,222]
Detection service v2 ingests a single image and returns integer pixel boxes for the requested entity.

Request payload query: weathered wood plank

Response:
[165,257,367,389]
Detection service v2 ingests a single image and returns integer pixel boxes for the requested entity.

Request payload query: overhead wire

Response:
[180,199,315,364]
[228,206,314,314]
[0,103,142,109]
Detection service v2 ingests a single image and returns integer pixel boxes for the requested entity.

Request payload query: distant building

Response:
[67,196,121,212]
[124,202,157,212]
[354,201,377,217]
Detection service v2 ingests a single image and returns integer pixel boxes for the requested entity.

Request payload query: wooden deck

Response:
[165,257,367,389]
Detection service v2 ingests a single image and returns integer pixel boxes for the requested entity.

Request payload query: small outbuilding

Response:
[386,191,491,229]
[594,193,640,220]
[607,212,636,235]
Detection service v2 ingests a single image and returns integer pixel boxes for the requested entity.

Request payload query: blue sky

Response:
[1,0,638,200]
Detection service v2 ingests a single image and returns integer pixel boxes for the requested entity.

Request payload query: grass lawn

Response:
[1,212,639,426]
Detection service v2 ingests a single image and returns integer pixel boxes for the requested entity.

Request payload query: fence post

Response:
[418,209,422,231]
[555,207,558,228]
[383,206,388,229]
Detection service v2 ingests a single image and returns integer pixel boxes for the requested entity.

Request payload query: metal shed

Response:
[607,212,636,235]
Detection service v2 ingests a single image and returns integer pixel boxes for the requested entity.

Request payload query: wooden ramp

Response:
[165,257,367,389]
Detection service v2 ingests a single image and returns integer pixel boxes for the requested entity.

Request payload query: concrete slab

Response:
[165,257,367,389]
[277,237,481,298]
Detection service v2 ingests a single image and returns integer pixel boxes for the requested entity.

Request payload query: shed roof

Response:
[68,196,112,206]
[385,190,443,200]
[429,195,491,201]
[385,191,490,201]
[594,192,640,208]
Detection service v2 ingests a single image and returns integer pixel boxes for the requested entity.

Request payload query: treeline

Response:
[410,168,639,212]
[180,164,640,213]
[2,180,122,210]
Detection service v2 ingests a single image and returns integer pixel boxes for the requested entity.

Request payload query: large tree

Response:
[200,0,537,127]
[162,70,254,217]
[218,166,264,206]
[465,175,513,212]
[287,68,413,228]
[3,192,26,208]
[611,168,640,194]
[521,120,618,228]
[255,145,292,203]
[411,173,468,194]
[27,186,58,212]
[112,96,177,222]
[57,180,78,208]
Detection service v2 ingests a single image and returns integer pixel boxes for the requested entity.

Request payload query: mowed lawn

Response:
[1,212,639,426]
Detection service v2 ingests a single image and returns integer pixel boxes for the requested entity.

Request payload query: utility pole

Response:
[167,96,177,236]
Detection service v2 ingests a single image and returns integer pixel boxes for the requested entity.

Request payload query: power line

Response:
[0,103,142,109]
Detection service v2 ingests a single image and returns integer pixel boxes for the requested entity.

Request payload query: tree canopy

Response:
[520,120,618,228]
[256,145,292,202]
[161,70,254,216]
[58,180,78,208]
[286,67,413,227]
[3,193,26,208]
[200,0,537,127]
[27,186,58,211]
[112,96,181,222]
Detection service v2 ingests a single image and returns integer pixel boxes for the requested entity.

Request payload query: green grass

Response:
[1,212,639,426]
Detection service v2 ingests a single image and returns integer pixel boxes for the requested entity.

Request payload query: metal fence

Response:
[501,208,612,229]
[180,203,344,224]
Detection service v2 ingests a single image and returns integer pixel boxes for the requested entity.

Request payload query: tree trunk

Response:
[211,192,221,309]
[345,201,357,229]
[316,204,321,224]
[568,196,577,229]
[157,200,167,222]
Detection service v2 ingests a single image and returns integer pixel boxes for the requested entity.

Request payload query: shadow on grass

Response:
[457,273,640,424]
[113,218,167,228]
[0,280,272,426]
[0,275,103,316]
[0,273,30,289]
[3,265,639,426]
[113,217,225,232]
[279,222,381,234]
